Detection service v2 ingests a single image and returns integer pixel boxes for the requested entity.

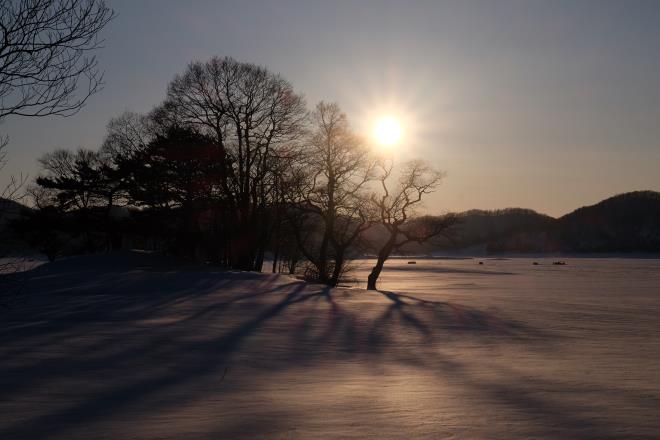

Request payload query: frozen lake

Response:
[2,253,660,439]
[350,256,660,296]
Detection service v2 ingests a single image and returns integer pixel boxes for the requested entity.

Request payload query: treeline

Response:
[451,208,556,253]
[16,57,454,289]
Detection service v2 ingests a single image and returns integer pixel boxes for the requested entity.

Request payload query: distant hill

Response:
[0,198,33,255]
[428,191,660,254]
[450,208,556,253]
[557,191,660,252]
[0,198,32,230]
[0,198,31,227]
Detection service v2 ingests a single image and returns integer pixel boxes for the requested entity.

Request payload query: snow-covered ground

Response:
[1,253,660,439]
[0,256,46,273]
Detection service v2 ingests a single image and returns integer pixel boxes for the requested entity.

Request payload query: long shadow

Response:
[0,279,332,438]
[374,289,547,338]
[0,268,309,390]
[3,252,646,439]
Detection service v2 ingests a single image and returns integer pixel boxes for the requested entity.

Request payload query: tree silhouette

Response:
[367,159,456,290]
[287,102,375,286]
[115,126,220,258]
[0,0,114,119]
[160,56,307,270]
[35,148,117,251]
[0,0,114,235]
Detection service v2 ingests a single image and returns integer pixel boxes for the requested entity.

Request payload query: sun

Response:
[373,116,402,147]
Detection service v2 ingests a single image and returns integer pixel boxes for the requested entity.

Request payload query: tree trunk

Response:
[272,243,279,273]
[288,251,299,275]
[255,243,265,272]
[367,236,396,290]
[271,214,281,273]
[330,251,345,287]
[317,175,336,284]
[105,194,114,252]
[317,222,332,283]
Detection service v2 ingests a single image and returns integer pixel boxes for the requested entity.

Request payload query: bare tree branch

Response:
[286,102,375,285]
[366,159,455,290]
[0,0,115,119]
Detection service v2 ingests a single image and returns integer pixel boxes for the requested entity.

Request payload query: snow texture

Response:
[1,252,659,439]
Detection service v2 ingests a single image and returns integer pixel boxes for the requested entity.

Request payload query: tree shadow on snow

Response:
[0,252,656,439]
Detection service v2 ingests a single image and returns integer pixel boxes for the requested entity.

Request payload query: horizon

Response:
[2,0,660,217]
[3,186,657,220]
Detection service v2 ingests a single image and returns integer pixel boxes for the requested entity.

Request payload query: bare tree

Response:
[101,111,154,161]
[366,159,456,290]
[0,0,114,119]
[162,56,307,270]
[0,0,114,229]
[288,102,375,286]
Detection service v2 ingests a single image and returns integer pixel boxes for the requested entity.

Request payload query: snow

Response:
[1,252,660,439]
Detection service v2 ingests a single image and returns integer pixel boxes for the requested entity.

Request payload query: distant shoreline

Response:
[358,253,660,260]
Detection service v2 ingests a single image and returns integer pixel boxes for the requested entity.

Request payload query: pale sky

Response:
[3,0,660,217]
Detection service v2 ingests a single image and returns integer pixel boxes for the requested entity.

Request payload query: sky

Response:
[2,0,660,217]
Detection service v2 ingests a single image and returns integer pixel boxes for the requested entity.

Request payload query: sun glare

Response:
[373,116,402,147]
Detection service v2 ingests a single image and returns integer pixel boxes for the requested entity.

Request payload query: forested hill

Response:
[0,198,32,228]
[449,208,555,252]
[430,191,660,254]
[557,191,660,252]
[0,198,33,255]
